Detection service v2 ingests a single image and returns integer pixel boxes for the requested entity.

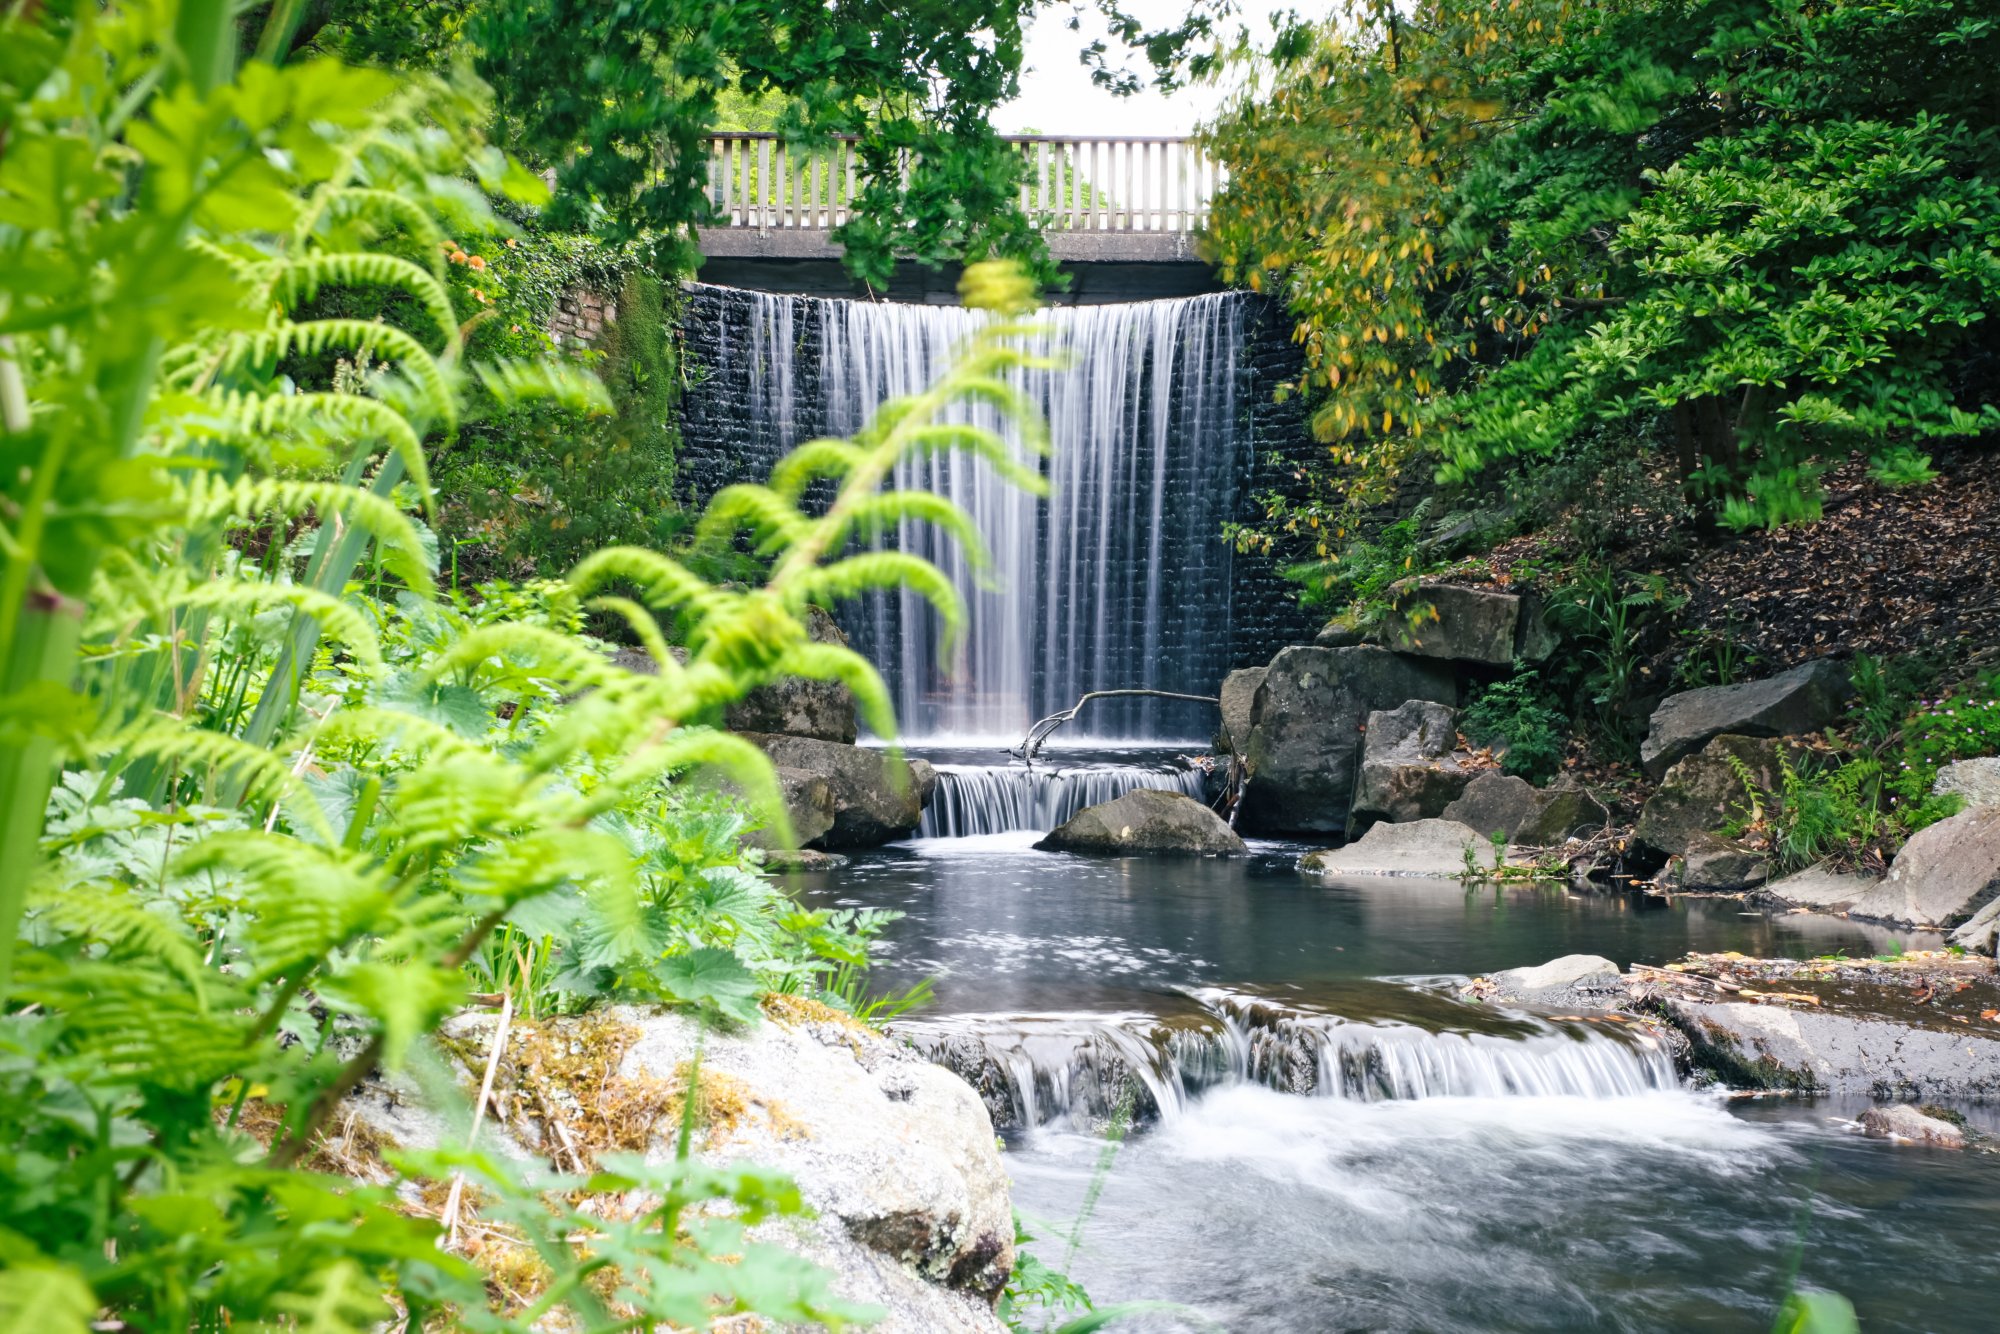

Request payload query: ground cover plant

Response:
[0,3,1060,1324]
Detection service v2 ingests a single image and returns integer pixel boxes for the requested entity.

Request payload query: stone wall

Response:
[549,287,619,348]
[676,283,1320,680]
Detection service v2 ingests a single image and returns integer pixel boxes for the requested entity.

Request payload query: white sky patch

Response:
[993,0,1252,137]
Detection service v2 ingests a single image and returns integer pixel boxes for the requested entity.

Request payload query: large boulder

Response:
[1035,788,1246,856]
[1639,659,1849,779]
[1239,646,1458,834]
[1441,772,1593,846]
[1633,734,1799,860]
[743,734,936,848]
[1935,757,2000,810]
[1216,666,1267,755]
[363,1005,1013,1333]
[1667,999,2000,1100]
[1845,804,2000,930]
[1299,818,1484,878]
[1382,582,1521,665]
[1677,830,1769,892]
[731,765,837,850]
[1348,700,1475,834]
[726,605,859,743]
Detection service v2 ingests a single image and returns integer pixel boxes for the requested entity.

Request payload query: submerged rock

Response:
[1035,788,1246,856]
[1216,666,1267,755]
[1442,772,1592,846]
[1348,700,1475,835]
[758,847,851,872]
[1860,1104,1966,1149]
[1846,804,2000,931]
[1299,818,1484,879]
[1239,645,1458,835]
[1639,660,1849,779]
[1934,757,2000,810]
[1666,999,2000,1099]
[742,734,936,848]
[1382,582,1522,666]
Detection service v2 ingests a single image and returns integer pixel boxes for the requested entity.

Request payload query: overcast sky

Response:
[991,1,1247,137]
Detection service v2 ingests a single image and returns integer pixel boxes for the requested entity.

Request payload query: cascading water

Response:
[899,989,1679,1133]
[919,759,1210,838]
[706,284,1251,742]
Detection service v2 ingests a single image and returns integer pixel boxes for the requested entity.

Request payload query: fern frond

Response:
[474,359,613,416]
[168,579,384,669]
[905,423,1049,494]
[267,252,458,351]
[568,547,719,613]
[221,320,455,435]
[308,187,451,268]
[176,475,435,597]
[420,622,625,692]
[28,881,209,1000]
[693,484,810,556]
[176,833,391,981]
[316,706,487,767]
[790,552,965,656]
[606,727,792,846]
[587,596,684,679]
[200,389,432,508]
[767,641,897,740]
[106,719,334,843]
[949,376,1052,454]
[768,439,865,501]
[827,491,991,573]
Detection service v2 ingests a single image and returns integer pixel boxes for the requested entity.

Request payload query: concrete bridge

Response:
[694,133,1224,304]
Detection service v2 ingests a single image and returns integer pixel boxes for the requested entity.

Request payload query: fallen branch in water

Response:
[1013,688,1220,763]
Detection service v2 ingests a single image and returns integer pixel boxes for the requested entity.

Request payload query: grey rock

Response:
[1934,757,2000,810]
[1240,646,1458,834]
[1951,897,2000,955]
[1859,1104,1966,1149]
[1639,659,1849,778]
[1216,667,1267,755]
[726,605,859,743]
[1678,830,1769,892]
[759,847,852,872]
[1314,617,1367,648]
[743,734,936,848]
[730,765,836,851]
[1035,788,1246,856]
[1442,772,1594,846]
[1488,953,1623,1003]
[1762,862,1879,912]
[1383,583,1522,665]
[1667,999,2000,1099]
[1633,735,1800,859]
[1846,804,2000,929]
[1299,818,1484,878]
[1513,591,1561,664]
[1348,701,1474,834]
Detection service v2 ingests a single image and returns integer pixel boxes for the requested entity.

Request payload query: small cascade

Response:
[900,991,1678,1133]
[703,285,1253,742]
[919,760,1210,838]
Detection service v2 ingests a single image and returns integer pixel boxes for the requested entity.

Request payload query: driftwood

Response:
[1012,688,1220,763]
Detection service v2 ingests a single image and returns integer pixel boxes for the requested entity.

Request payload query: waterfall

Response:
[901,991,1679,1133]
[919,759,1210,838]
[706,285,1252,743]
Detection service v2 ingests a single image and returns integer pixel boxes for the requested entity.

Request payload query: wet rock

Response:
[1442,772,1593,846]
[1216,666,1267,755]
[1846,805,2000,930]
[1314,618,1367,648]
[1860,1104,1966,1149]
[1678,830,1769,892]
[730,765,836,850]
[1639,660,1850,779]
[1666,999,2000,1099]
[1383,583,1521,665]
[741,734,936,847]
[725,606,859,743]
[1487,954,1623,1006]
[1934,757,2000,810]
[1239,646,1458,834]
[1633,735,1800,860]
[1762,862,1879,912]
[1299,818,1484,878]
[1035,788,1246,856]
[1348,701,1474,835]
[759,847,851,872]
[1513,591,1561,664]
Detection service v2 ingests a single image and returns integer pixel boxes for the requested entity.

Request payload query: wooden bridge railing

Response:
[702,133,1220,234]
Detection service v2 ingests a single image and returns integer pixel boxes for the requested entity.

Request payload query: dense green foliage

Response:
[0,2,1054,1325]
[1461,669,1569,784]
[1205,0,2000,552]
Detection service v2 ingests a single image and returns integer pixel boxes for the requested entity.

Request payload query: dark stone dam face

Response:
[676,283,1316,742]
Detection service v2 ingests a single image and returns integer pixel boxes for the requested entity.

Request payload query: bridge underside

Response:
[694,228,1222,304]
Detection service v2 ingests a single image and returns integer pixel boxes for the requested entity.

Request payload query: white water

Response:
[919,760,1210,837]
[707,286,1251,742]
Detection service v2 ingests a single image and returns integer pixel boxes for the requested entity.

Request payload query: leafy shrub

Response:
[1541,562,1685,755]
[1278,500,1434,624]
[1462,668,1570,784]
